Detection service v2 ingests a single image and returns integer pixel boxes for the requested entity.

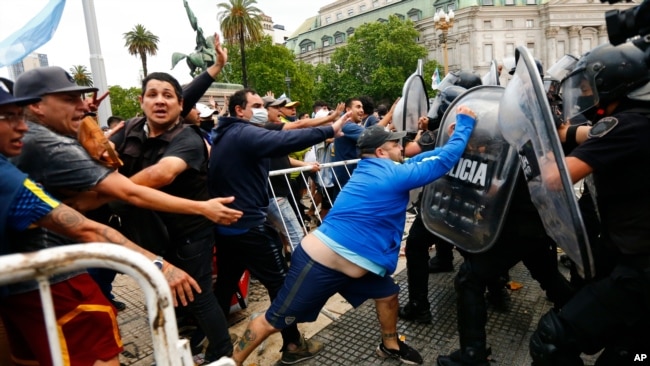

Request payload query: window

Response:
[527,42,535,57]
[323,39,330,47]
[360,4,366,12]
[394,13,405,20]
[484,20,492,29]
[526,19,534,28]
[526,0,536,4]
[348,8,354,16]
[483,0,494,5]
[448,4,455,11]
[373,0,380,7]
[505,0,515,4]
[347,27,355,35]
[505,19,513,28]
[410,13,420,21]
[484,44,494,62]
[334,32,345,44]
[326,16,331,24]
[336,12,343,20]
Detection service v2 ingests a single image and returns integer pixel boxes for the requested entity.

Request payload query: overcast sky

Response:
[0,0,333,88]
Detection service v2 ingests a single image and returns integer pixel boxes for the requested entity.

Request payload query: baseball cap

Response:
[278,97,300,108]
[262,96,287,108]
[196,103,216,118]
[14,66,98,98]
[0,79,40,107]
[357,125,407,150]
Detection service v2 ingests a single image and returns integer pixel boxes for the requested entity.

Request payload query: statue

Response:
[172,0,217,77]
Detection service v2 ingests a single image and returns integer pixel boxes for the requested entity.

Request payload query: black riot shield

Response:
[481,59,500,86]
[420,85,520,253]
[393,60,429,132]
[498,46,594,279]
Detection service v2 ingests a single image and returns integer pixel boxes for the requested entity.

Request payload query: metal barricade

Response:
[268,159,359,250]
[0,243,235,366]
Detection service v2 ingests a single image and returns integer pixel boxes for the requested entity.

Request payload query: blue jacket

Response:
[318,113,475,275]
[209,116,334,230]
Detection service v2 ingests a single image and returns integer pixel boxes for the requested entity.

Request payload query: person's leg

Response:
[400,214,435,323]
[214,233,248,316]
[428,239,455,273]
[375,293,400,349]
[168,230,233,360]
[233,313,280,365]
[267,197,305,252]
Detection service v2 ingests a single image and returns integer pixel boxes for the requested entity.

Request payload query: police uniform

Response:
[530,109,650,364]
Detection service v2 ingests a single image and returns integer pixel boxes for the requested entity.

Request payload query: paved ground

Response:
[112,215,598,366]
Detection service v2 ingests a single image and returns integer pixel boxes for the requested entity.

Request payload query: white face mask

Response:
[250,108,268,125]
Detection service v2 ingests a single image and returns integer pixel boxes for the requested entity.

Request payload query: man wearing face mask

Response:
[209,89,347,365]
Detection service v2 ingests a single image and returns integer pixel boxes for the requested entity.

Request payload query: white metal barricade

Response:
[268,159,359,250]
[0,243,235,366]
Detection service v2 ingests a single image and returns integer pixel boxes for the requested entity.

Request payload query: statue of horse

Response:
[171,50,214,78]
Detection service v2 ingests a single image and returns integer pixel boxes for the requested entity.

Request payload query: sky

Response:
[0,0,333,88]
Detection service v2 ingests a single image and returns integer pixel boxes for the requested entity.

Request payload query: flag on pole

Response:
[0,0,66,68]
[431,67,441,90]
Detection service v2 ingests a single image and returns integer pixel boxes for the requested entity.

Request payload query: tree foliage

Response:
[108,85,142,120]
[69,65,93,86]
[315,15,440,106]
[123,24,159,78]
[217,0,264,87]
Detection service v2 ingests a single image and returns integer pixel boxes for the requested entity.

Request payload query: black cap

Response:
[0,80,40,107]
[357,125,407,150]
[15,66,98,98]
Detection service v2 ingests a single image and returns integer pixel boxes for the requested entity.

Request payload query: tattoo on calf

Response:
[238,329,257,350]
[382,332,398,340]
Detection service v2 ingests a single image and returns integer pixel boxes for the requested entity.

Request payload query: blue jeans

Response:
[267,197,305,251]
[167,228,232,360]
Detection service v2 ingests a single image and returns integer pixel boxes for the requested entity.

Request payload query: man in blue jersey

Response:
[231,105,477,366]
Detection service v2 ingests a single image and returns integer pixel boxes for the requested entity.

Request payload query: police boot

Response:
[398,299,432,324]
[437,346,491,366]
[428,255,454,273]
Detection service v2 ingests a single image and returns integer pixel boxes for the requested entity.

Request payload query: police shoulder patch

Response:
[588,117,618,138]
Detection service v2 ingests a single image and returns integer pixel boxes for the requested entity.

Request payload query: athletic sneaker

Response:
[280,336,324,364]
[376,337,423,365]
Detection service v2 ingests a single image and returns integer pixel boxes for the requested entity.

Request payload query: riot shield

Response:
[497,46,594,279]
[421,85,520,253]
[481,59,500,86]
[393,60,429,132]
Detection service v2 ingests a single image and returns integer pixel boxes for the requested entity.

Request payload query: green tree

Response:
[123,24,159,78]
[217,0,264,87]
[69,65,93,86]
[215,36,317,115]
[315,15,439,104]
[108,85,142,120]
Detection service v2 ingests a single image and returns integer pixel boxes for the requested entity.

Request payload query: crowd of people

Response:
[0,31,648,366]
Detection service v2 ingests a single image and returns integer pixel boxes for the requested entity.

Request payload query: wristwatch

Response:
[153,256,164,270]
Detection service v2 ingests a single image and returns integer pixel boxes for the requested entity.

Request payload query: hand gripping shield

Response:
[421,85,520,253]
[498,46,594,279]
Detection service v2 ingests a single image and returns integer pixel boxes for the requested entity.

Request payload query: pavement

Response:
[112,214,598,366]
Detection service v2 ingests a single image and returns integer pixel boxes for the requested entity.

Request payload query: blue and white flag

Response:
[431,67,442,90]
[0,0,66,67]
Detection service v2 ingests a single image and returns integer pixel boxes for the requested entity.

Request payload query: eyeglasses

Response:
[0,112,26,127]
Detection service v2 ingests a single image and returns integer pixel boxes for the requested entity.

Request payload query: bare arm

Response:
[35,203,201,306]
[377,98,400,127]
[129,156,188,189]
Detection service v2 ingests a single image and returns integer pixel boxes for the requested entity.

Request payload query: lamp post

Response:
[285,71,292,99]
[433,9,455,76]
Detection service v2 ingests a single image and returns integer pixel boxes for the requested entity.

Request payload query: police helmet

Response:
[560,42,650,121]
[453,71,482,89]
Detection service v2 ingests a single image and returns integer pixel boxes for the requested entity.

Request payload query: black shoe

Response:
[399,301,432,324]
[110,299,126,311]
[428,256,454,273]
[437,347,491,366]
[486,287,510,313]
[376,337,423,365]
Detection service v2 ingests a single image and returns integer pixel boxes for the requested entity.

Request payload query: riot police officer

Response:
[530,41,650,365]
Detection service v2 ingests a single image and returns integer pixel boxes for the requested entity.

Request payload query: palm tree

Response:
[217,0,264,87]
[123,24,159,78]
[69,65,93,86]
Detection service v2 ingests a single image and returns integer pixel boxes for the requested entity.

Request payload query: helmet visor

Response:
[561,67,599,122]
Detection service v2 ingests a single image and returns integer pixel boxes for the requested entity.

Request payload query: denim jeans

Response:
[267,197,305,251]
[167,228,232,360]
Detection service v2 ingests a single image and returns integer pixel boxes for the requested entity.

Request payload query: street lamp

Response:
[433,9,455,75]
[285,71,291,99]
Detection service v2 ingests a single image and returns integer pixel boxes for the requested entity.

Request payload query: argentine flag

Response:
[0,0,66,67]
[431,67,441,90]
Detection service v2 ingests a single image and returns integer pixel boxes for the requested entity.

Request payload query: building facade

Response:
[285,0,632,81]
[9,52,49,80]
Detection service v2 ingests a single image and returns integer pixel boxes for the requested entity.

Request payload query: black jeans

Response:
[167,228,232,360]
[214,223,301,348]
